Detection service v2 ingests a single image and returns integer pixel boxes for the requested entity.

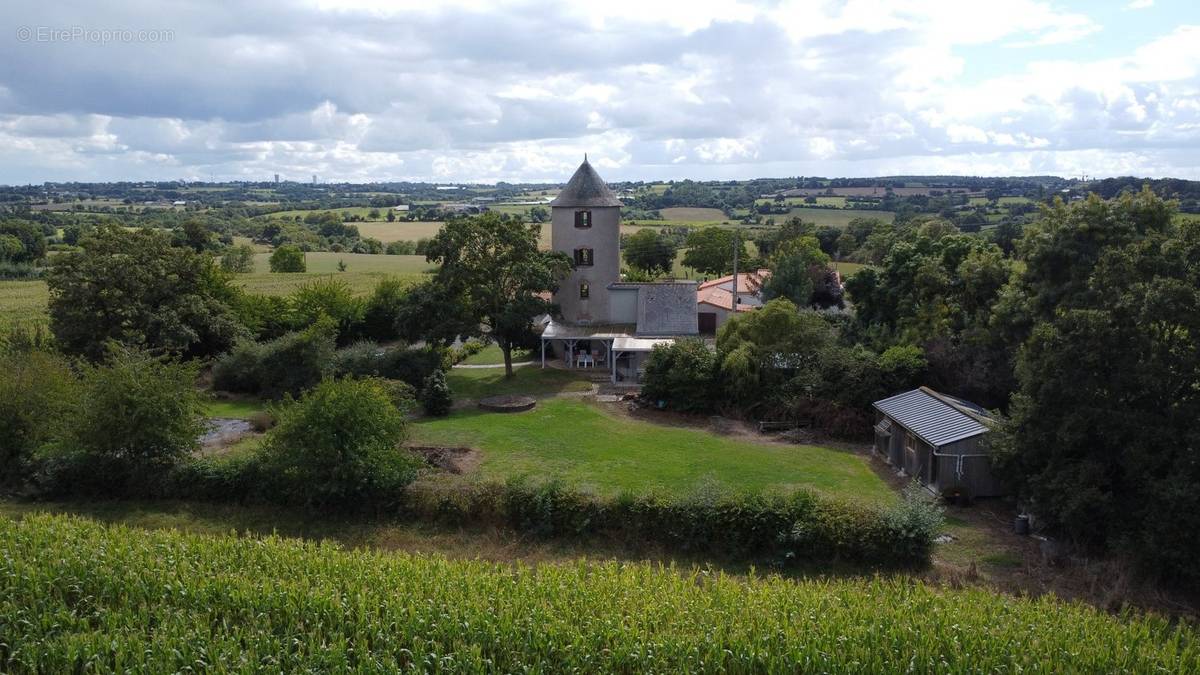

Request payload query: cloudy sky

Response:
[1,0,1198,184]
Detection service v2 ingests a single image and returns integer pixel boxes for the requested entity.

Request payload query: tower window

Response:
[575,210,592,228]
[579,281,590,299]
[574,248,594,267]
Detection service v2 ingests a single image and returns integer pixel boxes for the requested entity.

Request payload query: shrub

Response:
[641,339,718,412]
[0,351,78,484]
[0,261,41,280]
[421,369,452,416]
[882,481,946,562]
[212,318,337,398]
[333,342,443,388]
[258,378,421,509]
[246,411,275,433]
[268,244,306,272]
[445,338,487,366]
[361,277,409,341]
[374,378,418,414]
[288,277,364,342]
[230,292,293,340]
[219,244,256,273]
[331,340,387,377]
[36,349,205,497]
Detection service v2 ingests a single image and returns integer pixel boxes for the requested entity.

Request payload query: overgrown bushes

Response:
[401,478,941,567]
[256,378,422,509]
[212,318,337,398]
[331,341,443,389]
[0,351,77,483]
[641,339,718,412]
[33,349,206,497]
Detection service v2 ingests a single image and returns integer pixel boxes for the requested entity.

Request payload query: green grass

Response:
[261,206,395,221]
[237,252,432,296]
[202,398,267,419]
[411,398,894,501]
[0,280,49,329]
[2,513,1196,673]
[659,207,729,223]
[0,253,434,325]
[769,208,895,228]
[444,366,591,400]
[458,344,534,365]
[835,261,869,278]
[354,221,446,242]
[756,196,848,208]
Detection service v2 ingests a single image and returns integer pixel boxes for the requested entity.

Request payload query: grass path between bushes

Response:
[410,398,894,503]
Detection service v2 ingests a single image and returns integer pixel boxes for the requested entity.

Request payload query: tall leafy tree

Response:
[683,227,749,276]
[46,225,246,360]
[622,228,678,276]
[425,214,571,377]
[760,235,830,307]
[994,190,1200,584]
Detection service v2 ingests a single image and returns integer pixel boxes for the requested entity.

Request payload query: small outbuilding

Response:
[872,387,1005,498]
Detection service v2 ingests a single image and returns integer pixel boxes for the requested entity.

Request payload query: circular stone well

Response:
[478,394,537,413]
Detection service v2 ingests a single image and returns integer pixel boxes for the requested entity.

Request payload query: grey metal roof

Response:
[550,159,624,208]
[635,282,699,336]
[873,388,989,447]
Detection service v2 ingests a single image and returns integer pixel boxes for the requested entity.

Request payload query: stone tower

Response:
[550,158,623,324]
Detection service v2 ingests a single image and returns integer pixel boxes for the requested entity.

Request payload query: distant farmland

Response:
[768,208,895,228]
[782,186,978,197]
[659,207,729,222]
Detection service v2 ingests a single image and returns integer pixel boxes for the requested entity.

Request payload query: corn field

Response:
[1,513,1196,673]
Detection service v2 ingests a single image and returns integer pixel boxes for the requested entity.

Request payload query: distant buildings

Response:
[696,269,768,334]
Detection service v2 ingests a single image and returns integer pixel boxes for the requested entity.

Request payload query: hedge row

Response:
[166,456,938,568]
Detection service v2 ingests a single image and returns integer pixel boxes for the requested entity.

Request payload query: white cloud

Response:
[0,0,1196,182]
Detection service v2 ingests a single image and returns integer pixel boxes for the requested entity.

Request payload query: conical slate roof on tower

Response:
[549,158,623,207]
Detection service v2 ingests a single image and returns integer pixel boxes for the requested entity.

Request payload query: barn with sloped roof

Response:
[872,386,1005,498]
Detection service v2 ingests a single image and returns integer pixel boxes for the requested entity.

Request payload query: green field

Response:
[411,398,893,501]
[0,253,434,327]
[756,196,849,208]
[355,221,446,242]
[658,207,729,223]
[238,252,432,296]
[2,513,1194,673]
[768,208,895,228]
[261,206,397,221]
[0,280,49,329]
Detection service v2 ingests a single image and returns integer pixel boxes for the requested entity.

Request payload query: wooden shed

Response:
[872,387,1005,498]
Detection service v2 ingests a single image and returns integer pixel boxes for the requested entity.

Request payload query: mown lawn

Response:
[458,344,535,366]
[411,398,894,502]
[444,366,592,400]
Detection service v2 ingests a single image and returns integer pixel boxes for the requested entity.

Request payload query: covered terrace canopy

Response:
[539,320,676,384]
